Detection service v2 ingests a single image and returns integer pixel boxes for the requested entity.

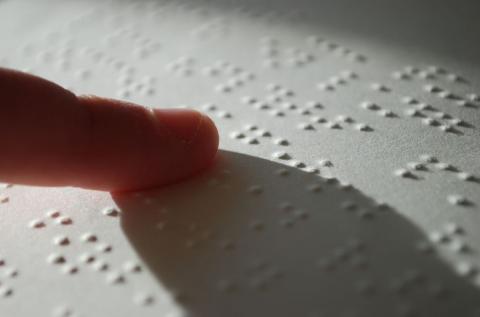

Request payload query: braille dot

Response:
[0,195,9,203]
[46,210,61,218]
[370,83,390,92]
[79,253,95,264]
[424,84,441,93]
[467,93,480,102]
[456,262,476,277]
[311,116,327,123]
[123,261,142,273]
[422,118,439,126]
[416,240,434,253]
[326,121,341,129]
[52,305,72,317]
[445,222,463,235]
[405,109,423,117]
[244,137,259,145]
[306,183,322,192]
[0,287,13,298]
[272,151,291,160]
[241,96,256,104]
[275,168,290,176]
[62,264,79,275]
[434,162,455,171]
[273,138,289,146]
[317,83,334,91]
[247,185,263,195]
[102,207,119,217]
[80,232,97,243]
[96,244,113,253]
[106,272,125,284]
[419,154,438,163]
[450,240,469,253]
[407,162,426,171]
[457,172,476,182]
[29,219,46,229]
[336,115,353,123]
[57,217,72,225]
[47,253,66,265]
[356,123,372,132]
[380,109,396,118]
[298,123,315,130]
[53,236,70,246]
[394,169,415,178]
[429,231,448,244]
[447,194,471,206]
[134,293,154,306]
[92,260,109,272]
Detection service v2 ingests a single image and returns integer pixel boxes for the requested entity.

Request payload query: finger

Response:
[0,68,219,191]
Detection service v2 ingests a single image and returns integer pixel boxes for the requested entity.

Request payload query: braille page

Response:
[0,0,479,316]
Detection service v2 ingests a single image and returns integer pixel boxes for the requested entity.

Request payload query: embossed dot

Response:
[57,217,72,225]
[79,253,95,264]
[47,253,66,265]
[106,272,125,284]
[102,207,120,217]
[53,235,70,246]
[394,169,415,178]
[134,293,154,306]
[62,264,79,275]
[80,232,97,243]
[29,219,46,229]
[96,244,113,253]
[447,195,471,206]
[123,261,142,273]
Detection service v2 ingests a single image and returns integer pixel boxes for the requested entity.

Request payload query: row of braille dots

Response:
[259,36,316,68]
[29,209,73,229]
[340,199,390,221]
[117,72,156,99]
[241,83,318,118]
[316,239,368,273]
[217,259,283,293]
[394,154,477,206]
[211,61,256,93]
[316,70,358,92]
[191,17,228,39]
[20,42,101,80]
[318,239,448,301]
[392,65,467,84]
[306,35,367,63]
[423,84,479,108]
[0,257,19,299]
[154,214,235,252]
[200,103,233,119]
[271,150,336,175]
[360,101,398,118]
[166,56,195,77]
[106,26,162,60]
[401,97,471,134]
[298,113,373,132]
[229,124,287,146]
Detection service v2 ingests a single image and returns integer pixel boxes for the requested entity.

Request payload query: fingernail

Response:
[152,108,204,143]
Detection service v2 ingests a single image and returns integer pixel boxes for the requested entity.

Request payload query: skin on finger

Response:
[0,68,219,191]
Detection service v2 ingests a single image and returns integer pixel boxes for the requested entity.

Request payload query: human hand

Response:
[0,68,219,192]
